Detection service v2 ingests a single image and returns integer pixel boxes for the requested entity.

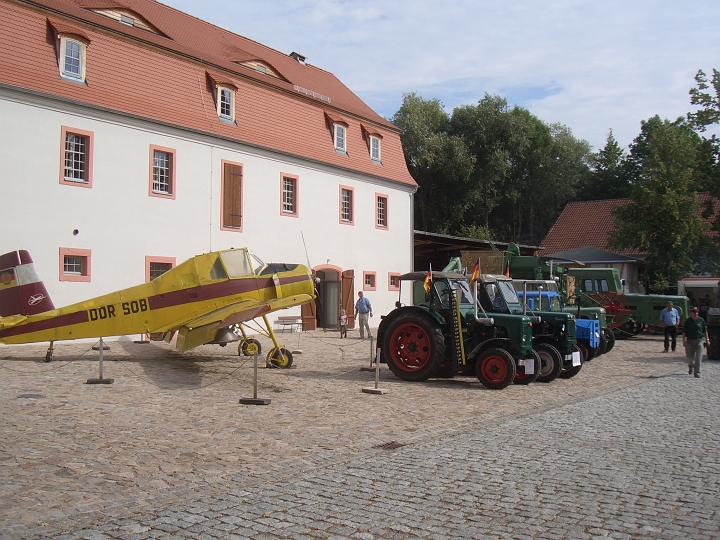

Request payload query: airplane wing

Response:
[172,293,314,353]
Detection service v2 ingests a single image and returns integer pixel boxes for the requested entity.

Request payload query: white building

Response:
[0,0,417,333]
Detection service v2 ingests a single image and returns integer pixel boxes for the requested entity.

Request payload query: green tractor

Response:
[377,271,536,390]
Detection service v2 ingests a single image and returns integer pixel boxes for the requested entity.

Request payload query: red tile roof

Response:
[2,0,416,186]
[541,194,720,255]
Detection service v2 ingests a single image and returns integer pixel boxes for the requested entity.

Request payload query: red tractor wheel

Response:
[476,348,516,390]
[514,349,540,385]
[382,312,445,382]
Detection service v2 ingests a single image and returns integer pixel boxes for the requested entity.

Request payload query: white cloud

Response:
[162,0,720,151]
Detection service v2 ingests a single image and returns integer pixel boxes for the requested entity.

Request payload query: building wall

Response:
[0,89,414,330]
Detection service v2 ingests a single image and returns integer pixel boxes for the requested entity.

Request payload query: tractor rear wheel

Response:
[382,312,445,382]
[559,344,583,379]
[708,326,720,360]
[534,343,563,383]
[602,327,616,353]
[476,348,516,390]
[514,349,540,385]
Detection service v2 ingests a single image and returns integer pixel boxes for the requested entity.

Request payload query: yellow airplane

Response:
[0,248,315,367]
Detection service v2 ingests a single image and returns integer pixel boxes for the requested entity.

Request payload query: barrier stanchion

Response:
[362,346,388,395]
[87,337,114,384]
[360,336,378,372]
[240,352,271,405]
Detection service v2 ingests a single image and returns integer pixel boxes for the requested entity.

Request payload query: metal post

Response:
[99,337,104,379]
[362,347,388,395]
[240,353,271,405]
[87,337,114,384]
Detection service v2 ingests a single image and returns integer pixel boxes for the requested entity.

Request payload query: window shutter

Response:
[223,163,242,228]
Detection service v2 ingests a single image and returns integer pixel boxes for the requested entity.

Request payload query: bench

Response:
[277,315,303,333]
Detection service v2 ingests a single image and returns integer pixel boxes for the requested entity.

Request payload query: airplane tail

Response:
[0,251,55,317]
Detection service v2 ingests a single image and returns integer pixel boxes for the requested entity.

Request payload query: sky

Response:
[162,0,720,152]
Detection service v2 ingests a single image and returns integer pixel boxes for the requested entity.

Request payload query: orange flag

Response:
[423,264,432,293]
[470,260,480,286]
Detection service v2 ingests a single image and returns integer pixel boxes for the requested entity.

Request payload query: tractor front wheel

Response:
[576,341,590,362]
[476,348,516,390]
[382,312,445,381]
[514,349,540,385]
[559,344,583,379]
[534,343,563,383]
[602,327,616,353]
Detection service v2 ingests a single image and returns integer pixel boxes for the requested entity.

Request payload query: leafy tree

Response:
[578,130,631,200]
[450,95,591,244]
[608,116,705,291]
[450,94,514,230]
[457,224,493,240]
[391,93,475,233]
[688,68,720,132]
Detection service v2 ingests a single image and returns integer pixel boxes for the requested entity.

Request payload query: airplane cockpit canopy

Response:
[216,249,253,279]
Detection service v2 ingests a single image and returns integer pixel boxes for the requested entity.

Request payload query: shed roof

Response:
[541,194,720,256]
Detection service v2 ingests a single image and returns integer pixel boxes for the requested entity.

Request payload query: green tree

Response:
[391,93,475,233]
[450,95,590,244]
[579,130,631,200]
[450,94,514,231]
[608,116,705,291]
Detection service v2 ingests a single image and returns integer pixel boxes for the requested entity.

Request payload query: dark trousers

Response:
[664,325,677,352]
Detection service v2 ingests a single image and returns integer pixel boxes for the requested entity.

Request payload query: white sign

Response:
[572,351,581,366]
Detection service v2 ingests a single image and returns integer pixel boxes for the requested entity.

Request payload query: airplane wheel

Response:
[44,350,53,363]
[239,338,262,357]
[267,347,293,369]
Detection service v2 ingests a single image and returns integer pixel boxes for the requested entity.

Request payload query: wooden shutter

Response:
[342,269,355,328]
[302,271,318,331]
[223,163,242,228]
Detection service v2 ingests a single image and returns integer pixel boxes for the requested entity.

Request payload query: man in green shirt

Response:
[683,306,710,378]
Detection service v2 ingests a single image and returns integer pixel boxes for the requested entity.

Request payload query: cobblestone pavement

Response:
[1,330,717,538]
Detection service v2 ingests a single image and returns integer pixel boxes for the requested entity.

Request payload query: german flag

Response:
[504,260,511,277]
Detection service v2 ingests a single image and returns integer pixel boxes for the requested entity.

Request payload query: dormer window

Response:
[217,86,234,121]
[334,124,346,154]
[206,72,237,124]
[60,37,86,82]
[362,124,383,164]
[370,136,381,162]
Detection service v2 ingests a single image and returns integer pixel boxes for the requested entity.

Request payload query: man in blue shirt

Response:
[660,301,680,353]
[354,291,373,339]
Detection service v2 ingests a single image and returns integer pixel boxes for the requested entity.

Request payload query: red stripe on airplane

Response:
[147,274,310,310]
[0,310,89,339]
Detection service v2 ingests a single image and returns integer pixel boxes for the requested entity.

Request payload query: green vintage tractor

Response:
[377,272,536,390]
